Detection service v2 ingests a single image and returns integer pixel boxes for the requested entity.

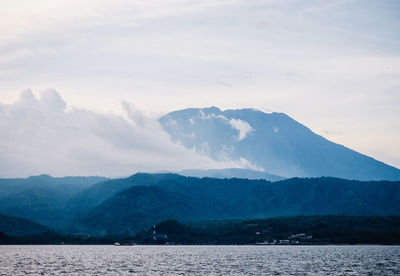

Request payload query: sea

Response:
[0,245,399,275]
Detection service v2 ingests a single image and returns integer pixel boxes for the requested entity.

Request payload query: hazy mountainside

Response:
[160,107,400,181]
[79,173,400,234]
[0,175,107,228]
[0,174,106,198]
[2,173,400,235]
[179,168,284,181]
[0,213,51,237]
[68,173,181,215]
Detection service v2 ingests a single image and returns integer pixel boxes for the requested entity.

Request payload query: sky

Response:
[0,0,399,176]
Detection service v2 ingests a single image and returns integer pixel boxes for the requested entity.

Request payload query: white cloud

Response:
[228,118,254,141]
[196,110,254,141]
[121,101,148,127]
[199,110,228,121]
[0,90,246,177]
[238,157,264,172]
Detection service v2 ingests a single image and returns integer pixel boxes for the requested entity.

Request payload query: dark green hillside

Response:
[2,173,399,235]
[134,216,400,245]
[82,186,202,234]
[1,215,399,245]
[68,173,190,214]
[0,175,107,228]
[79,173,400,234]
[0,213,51,237]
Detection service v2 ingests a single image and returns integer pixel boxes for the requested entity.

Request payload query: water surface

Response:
[1,245,399,275]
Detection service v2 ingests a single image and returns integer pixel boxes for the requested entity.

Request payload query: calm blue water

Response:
[1,245,399,275]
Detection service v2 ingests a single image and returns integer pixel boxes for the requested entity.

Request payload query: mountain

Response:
[0,175,107,228]
[79,173,400,234]
[159,107,400,181]
[67,173,182,215]
[2,172,399,235]
[179,168,284,181]
[0,213,51,237]
[81,186,205,234]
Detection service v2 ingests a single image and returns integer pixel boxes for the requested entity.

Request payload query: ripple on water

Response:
[0,245,399,275]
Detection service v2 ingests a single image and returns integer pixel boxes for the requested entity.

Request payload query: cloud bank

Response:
[0,90,242,177]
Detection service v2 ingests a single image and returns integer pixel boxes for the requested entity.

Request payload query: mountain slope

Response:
[79,173,400,234]
[0,213,51,237]
[160,107,400,180]
[68,173,183,215]
[81,186,207,234]
[0,175,107,228]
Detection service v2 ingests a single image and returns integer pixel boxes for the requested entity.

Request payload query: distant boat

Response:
[255,242,270,245]
[114,242,135,246]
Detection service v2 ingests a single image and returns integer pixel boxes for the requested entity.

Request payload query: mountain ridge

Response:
[179,168,284,181]
[1,172,400,235]
[77,173,400,234]
[160,107,400,181]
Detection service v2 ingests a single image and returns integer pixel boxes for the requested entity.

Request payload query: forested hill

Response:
[0,175,107,228]
[134,216,400,245]
[0,213,51,237]
[79,173,400,234]
[1,173,399,235]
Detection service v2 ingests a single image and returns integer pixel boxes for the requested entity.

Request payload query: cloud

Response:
[199,110,228,121]
[121,101,148,127]
[228,118,254,141]
[0,90,244,177]
[40,89,67,112]
[238,157,264,172]
[14,88,66,112]
[196,109,254,141]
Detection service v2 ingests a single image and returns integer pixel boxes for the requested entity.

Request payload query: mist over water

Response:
[1,245,399,275]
